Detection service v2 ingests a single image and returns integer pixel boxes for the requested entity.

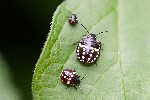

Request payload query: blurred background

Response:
[0,0,62,99]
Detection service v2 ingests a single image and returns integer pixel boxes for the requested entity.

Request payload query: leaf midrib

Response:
[117,0,126,99]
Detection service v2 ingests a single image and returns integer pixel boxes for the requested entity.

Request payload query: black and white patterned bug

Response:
[60,68,83,90]
[68,11,78,25]
[76,24,108,64]
[68,14,78,25]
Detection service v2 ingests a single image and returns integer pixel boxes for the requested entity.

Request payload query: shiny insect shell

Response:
[68,14,78,25]
[76,33,101,64]
[60,69,81,88]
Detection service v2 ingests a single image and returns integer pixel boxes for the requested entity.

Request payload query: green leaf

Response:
[32,0,150,99]
[0,53,21,100]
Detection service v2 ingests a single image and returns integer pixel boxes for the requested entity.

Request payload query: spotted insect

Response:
[60,68,83,90]
[68,13,78,25]
[76,24,108,64]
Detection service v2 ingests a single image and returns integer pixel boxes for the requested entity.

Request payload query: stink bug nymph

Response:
[76,24,108,64]
[60,68,84,90]
[68,13,78,25]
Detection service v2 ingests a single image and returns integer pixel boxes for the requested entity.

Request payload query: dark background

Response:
[0,0,62,99]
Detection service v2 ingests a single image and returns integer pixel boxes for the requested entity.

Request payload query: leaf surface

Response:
[32,0,150,99]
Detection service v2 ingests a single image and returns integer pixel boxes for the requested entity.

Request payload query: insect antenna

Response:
[67,10,72,14]
[81,24,89,33]
[96,30,108,36]
[68,10,79,15]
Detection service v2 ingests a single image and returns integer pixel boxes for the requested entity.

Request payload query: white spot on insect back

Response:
[64,76,66,78]
[95,48,99,52]
[82,52,85,55]
[82,56,85,59]
[67,81,70,84]
[79,43,82,47]
[94,58,96,60]
[80,59,83,62]
[90,54,92,57]
[71,75,74,77]
[77,50,79,52]
[68,78,72,80]
[88,58,90,61]
[96,55,99,57]
[90,47,94,49]
[83,48,86,51]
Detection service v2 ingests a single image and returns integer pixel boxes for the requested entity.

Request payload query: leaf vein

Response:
[117,0,127,99]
